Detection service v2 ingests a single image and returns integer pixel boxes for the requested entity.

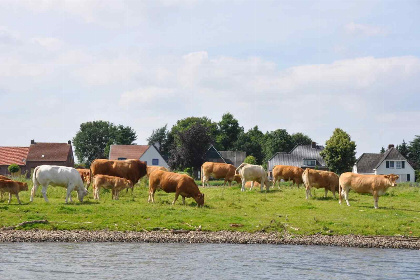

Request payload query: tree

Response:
[216,113,243,151]
[397,140,409,159]
[73,121,137,166]
[408,135,420,170]
[234,126,264,164]
[8,164,20,175]
[168,123,213,176]
[291,133,312,147]
[320,128,356,174]
[380,147,385,154]
[147,124,171,158]
[244,155,257,165]
[262,129,293,163]
[171,116,218,143]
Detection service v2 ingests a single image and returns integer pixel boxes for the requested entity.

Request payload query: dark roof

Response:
[355,147,408,173]
[268,144,326,170]
[219,151,246,167]
[205,145,226,163]
[26,142,72,162]
[0,147,29,166]
[109,145,149,160]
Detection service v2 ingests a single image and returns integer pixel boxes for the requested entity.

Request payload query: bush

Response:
[8,164,20,174]
[244,155,257,165]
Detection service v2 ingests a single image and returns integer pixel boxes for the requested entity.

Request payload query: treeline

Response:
[395,137,420,173]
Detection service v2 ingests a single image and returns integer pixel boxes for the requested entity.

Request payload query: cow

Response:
[245,181,261,190]
[148,170,204,207]
[76,168,91,188]
[272,165,304,188]
[0,175,11,200]
[90,159,147,193]
[30,165,88,203]
[235,163,272,192]
[147,166,169,177]
[201,162,242,187]
[302,168,339,200]
[92,175,133,200]
[339,172,399,209]
[0,178,28,204]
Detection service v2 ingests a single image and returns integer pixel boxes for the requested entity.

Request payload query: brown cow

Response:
[244,181,261,189]
[77,168,91,188]
[148,170,204,207]
[339,172,399,209]
[0,178,28,204]
[92,174,133,200]
[146,166,169,177]
[302,168,339,199]
[201,162,241,187]
[90,159,147,193]
[272,165,304,188]
[0,175,11,200]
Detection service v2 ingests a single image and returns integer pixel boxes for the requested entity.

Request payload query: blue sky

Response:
[1,0,419,160]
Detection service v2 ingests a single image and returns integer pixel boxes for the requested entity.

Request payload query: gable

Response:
[109,145,149,160]
[26,143,72,162]
[268,144,326,169]
[354,153,382,173]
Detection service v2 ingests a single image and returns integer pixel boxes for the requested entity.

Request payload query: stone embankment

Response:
[1,230,419,250]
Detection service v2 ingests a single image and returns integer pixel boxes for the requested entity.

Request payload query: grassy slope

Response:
[1,178,419,237]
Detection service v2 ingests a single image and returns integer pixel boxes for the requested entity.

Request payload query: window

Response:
[118,157,127,160]
[152,159,159,165]
[407,174,411,182]
[396,161,401,169]
[389,161,394,169]
[304,159,316,166]
[402,161,405,169]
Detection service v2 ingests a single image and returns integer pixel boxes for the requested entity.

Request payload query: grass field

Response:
[1,177,420,237]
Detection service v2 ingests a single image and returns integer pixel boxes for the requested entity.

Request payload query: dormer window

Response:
[304,159,316,166]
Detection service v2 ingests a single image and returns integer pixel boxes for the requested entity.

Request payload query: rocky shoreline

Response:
[0,229,419,250]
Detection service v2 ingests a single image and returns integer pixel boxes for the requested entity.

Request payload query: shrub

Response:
[244,155,257,165]
[8,164,20,174]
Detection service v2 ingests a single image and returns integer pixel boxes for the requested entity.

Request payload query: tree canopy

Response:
[408,135,420,170]
[216,113,243,151]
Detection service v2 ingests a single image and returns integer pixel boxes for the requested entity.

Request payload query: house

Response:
[0,147,29,176]
[267,142,328,176]
[109,145,169,169]
[219,151,246,168]
[204,145,226,164]
[353,144,415,182]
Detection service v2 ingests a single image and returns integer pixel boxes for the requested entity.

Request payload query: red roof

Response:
[0,147,29,166]
[109,145,149,160]
[26,142,72,162]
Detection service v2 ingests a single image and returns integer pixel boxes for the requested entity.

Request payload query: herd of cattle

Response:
[0,159,400,209]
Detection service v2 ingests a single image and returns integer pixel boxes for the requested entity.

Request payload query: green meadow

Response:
[1,177,420,237]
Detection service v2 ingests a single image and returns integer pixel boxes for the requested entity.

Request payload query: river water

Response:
[0,243,419,279]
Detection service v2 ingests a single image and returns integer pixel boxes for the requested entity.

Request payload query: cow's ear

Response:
[384,175,390,179]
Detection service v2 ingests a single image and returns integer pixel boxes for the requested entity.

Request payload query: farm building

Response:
[203,145,246,168]
[353,144,415,182]
[267,142,328,176]
[109,145,169,169]
[0,147,29,176]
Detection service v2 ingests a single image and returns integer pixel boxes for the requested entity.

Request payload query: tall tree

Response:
[234,126,264,164]
[262,129,293,163]
[380,147,385,154]
[408,135,420,170]
[147,124,171,158]
[216,113,243,151]
[397,140,409,159]
[320,128,356,174]
[291,132,312,147]
[73,121,137,166]
[171,116,218,143]
[168,123,212,175]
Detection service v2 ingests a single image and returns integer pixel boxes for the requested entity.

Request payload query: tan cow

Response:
[0,175,10,200]
[148,170,204,207]
[92,175,133,200]
[235,163,272,192]
[244,181,261,189]
[147,166,168,177]
[76,168,91,188]
[339,172,399,209]
[0,178,28,204]
[272,165,304,188]
[201,162,241,187]
[302,168,339,199]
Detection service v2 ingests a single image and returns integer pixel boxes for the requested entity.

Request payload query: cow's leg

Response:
[373,192,379,209]
[41,185,49,203]
[30,183,39,202]
[260,180,264,192]
[8,193,12,204]
[241,180,246,192]
[15,193,22,204]
[305,187,311,200]
[182,196,186,205]
[65,186,73,204]
[172,192,180,205]
[324,188,328,198]
[343,187,350,206]
[148,189,156,203]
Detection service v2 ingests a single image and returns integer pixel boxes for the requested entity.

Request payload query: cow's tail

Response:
[201,164,204,186]
[235,163,247,175]
[338,180,342,205]
[88,164,93,190]
[32,166,41,187]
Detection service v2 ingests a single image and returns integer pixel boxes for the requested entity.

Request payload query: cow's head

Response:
[234,174,242,184]
[195,193,205,207]
[385,174,399,186]
[20,182,28,191]
[127,180,134,188]
[77,187,89,202]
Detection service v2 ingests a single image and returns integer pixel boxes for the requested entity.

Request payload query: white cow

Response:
[235,163,271,192]
[31,165,88,203]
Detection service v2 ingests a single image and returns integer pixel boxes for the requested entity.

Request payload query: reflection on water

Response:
[0,243,419,280]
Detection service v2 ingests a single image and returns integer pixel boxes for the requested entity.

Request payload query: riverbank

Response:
[1,229,419,250]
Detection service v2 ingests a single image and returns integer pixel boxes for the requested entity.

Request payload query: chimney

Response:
[388,144,394,150]
[31,139,35,144]
[68,140,72,145]
[311,142,316,148]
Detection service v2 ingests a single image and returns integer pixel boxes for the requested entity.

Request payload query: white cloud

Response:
[119,87,175,107]
[31,37,64,51]
[0,26,20,45]
[345,22,387,36]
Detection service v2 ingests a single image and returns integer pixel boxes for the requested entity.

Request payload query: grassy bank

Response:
[1,177,419,237]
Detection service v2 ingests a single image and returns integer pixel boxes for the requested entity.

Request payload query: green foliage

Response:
[408,135,420,170]
[380,147,385,154]
[147,124,171,158]
[320,128,356,174]
[262,129,293,163]
[397,140,409,159]
[73,121,137,166]
[291,133,312,147]
[216,113,243,151]
[8,164,20,174]
[234,126,264,164]
[244,155,257,165]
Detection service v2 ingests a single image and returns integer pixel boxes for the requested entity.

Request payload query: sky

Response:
[1,0,419,161]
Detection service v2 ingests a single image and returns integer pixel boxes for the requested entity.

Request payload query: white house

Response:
[353,145,414,182]
[109,145,169,169]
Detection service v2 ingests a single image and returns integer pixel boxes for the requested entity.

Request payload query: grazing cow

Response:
[31,165,88,203]
[339,172,399,209]
[146,166,168,177]
[201,162,242,187]
[148,170,204,207]
[0,175,10,200]
[0,178,28,204]
[235,163,272,192]
[302,168,339,199]
[272,165,304,188]
[90,159,147,193]
[244,181,261,190]
[77,168,91,188]
[92,175,133,200]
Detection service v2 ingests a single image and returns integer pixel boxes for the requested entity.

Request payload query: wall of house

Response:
[139,147,169,169]
[375,160,415,182]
